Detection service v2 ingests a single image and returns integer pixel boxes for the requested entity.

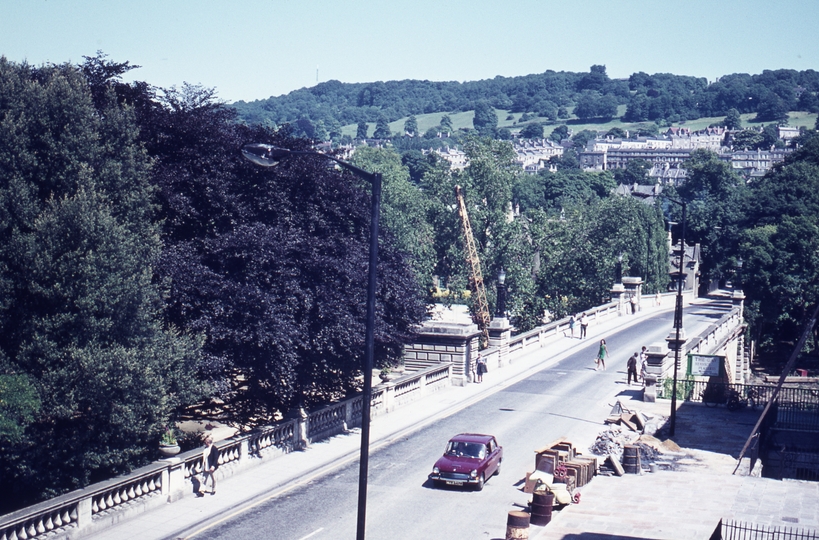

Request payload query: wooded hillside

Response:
[231,66,819,133]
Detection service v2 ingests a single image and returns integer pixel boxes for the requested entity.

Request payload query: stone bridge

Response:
[0,287,749,540]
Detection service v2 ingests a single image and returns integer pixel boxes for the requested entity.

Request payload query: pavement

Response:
[81,297,819,540]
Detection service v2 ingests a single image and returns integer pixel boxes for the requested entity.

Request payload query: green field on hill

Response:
[342,109,817,140]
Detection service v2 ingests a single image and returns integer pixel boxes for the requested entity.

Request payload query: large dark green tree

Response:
[674,149,748,291]
[134,84,425,423]
[373,115,392,139]
[739,133,819,356]
[350,147,436,293]
[0,57,201,510]
[472,102,498,138]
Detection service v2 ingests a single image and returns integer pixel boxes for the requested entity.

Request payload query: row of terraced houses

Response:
[431,125,800,181]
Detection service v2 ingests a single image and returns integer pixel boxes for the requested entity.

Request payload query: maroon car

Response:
[429,433,503,491]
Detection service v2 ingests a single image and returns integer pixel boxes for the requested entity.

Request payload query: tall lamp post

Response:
[496,267,507,319]
[242,143,381,540]
[665,198,686,437]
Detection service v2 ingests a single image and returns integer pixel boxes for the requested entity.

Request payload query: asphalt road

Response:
[196,303,727,540]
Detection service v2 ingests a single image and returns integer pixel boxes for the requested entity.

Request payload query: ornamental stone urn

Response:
[159,444,181,457]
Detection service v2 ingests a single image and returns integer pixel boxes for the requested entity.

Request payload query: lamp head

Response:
[737,257,743,269]
[618,253,624,263]
[242,143,291,167]
[498,267,506,285]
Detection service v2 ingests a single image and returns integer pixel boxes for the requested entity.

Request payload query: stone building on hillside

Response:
[513,138,564,173]
[430,146,469,170]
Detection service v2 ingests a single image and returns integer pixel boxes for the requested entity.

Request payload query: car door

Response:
[486,438,501,474]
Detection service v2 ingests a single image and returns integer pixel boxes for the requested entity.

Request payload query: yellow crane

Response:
[454,185,490,347]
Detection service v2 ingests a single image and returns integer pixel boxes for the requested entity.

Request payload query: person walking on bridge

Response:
[639,346,648,384]
[627,353,638,385]
[199,435,220,496]
[595,339,608,371]
[579,312,588,339]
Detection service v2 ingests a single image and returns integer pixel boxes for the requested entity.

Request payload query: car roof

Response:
[449,433,494,444]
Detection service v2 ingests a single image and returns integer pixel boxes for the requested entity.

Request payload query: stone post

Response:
[488,316,512,367]
[731,289,745,320]
[287,407,309,449]
[610,282,626,316]
[623,276,643,315]
[380,381,395,413]
[664,328,688,400]
[643,344,667,402]
[164,459,186,502]
[402,321,481,386]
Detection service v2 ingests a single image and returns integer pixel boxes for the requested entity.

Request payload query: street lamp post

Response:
[496,267,507,319]
[735,257,743,291]
[665,198,686,437]
[242,143,381,540]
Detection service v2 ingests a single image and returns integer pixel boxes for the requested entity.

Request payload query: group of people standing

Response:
[626,346,649,385]
[567,313,589,339]
[595,341,649,386]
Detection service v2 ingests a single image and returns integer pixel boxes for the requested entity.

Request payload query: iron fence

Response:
[674,381,819,429]
[712,519,819,540]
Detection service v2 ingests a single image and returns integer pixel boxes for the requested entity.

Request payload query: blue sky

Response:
[2,0,818,104]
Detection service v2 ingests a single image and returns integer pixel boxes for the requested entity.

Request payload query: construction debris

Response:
[591,404,689,475]
[605,400,649,432]
[523,438,596,505]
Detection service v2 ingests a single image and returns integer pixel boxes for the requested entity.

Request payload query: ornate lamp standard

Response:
[665,197,687,436]
[665,198,687,437]
[242,143,381,540]
[496,267,507,318]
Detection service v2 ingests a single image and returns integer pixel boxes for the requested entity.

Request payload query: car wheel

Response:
[475,473,485,491]
[494,459,502,476]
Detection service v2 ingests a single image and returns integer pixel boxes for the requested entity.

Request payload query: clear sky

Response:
[2,0,818,104]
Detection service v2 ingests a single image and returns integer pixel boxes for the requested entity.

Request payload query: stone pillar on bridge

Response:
[731,289,745,319]
[642,343,667,402]
[403,321,481,386]
[664,328,688,399]
[610,280,627,316]
[488,316,512,367]
[623,277,643,315]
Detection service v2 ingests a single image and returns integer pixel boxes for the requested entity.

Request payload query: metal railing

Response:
[712,519,819,540]
[678,380,819,430]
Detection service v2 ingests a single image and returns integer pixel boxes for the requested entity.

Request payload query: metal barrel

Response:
[506,510,530,540]
[530,491,554,526]
[623,444,641,474]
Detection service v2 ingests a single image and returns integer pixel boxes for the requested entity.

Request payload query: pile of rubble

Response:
[590,401,684,475]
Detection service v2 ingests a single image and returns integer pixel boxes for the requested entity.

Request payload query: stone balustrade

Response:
[0,363,452,540]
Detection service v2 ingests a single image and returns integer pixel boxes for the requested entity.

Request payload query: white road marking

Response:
[298,528,324,540]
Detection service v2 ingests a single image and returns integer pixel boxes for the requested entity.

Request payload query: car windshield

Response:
[445,441,486,459]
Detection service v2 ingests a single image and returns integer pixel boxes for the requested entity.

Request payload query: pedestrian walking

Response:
[475,354,486,383]
[639,346,648,384]
[596,339,608,371]
[630,295,637,314]
[199,435,220,496]
[579,313,588,339]
[655,291,661,307]
[627,353,638,385]
[568,314,576,338]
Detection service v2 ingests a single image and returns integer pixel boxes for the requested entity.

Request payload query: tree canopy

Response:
[0,55,427,512]
[0,57,202,510]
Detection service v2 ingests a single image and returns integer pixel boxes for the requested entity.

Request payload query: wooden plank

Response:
[608,454,625,476]
[533,437,567,455]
